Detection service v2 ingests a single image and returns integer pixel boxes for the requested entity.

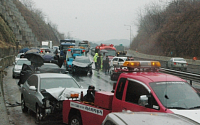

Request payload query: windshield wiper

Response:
[166,107,187,109]
[189,106,200,109]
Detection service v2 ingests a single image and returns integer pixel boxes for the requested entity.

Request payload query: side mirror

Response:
[29,86,37,91]
[138,95,149,107]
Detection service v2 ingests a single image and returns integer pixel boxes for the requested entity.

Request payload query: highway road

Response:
[2,52,200,125]
[2,54,114,125]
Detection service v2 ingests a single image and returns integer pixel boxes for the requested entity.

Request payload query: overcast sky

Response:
[31,0,172,42]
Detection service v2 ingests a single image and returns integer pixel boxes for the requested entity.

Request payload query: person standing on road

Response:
[102,53,106,71]
[93,53,98,69]
[97,53,101,73]
[104,56,109,74]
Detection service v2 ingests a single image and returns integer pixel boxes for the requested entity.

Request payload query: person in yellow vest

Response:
[93,53,98,70]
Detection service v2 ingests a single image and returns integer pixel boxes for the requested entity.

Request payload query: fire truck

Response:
[94,44,116,60]
[62,61,200,125]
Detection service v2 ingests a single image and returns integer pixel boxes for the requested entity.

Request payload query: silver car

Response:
[21,73,86,122]
[102,112,199,125]
[12,58,31,78]
[166,57,188,71]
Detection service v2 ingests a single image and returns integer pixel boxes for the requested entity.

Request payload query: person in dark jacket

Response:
[104,56,110,74]
[97,53,101,72]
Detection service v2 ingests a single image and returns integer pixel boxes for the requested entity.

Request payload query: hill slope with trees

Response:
[132,0,200,59]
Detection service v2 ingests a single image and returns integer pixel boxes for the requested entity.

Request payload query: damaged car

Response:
[72,56,93,75]
[21,73,87,122]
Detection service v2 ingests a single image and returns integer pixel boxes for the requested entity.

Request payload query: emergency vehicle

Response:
[62,61,200,125]
[95,44,116,60]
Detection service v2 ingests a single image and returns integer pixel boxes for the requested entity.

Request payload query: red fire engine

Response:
[62,61,200,125]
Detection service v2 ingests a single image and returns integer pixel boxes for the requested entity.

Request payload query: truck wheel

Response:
[36,105,43,122]
[21,96,28,113]
[69,115,82,125]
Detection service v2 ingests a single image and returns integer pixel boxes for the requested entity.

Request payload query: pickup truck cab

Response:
[62,61,200,125]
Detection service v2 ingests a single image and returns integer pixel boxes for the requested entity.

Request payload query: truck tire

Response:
[69,115,82,125]
[21,96,28,113]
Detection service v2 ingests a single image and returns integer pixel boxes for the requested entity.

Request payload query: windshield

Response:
[62,45,75,50]
[40,78,80,89]
[174,58,186,61]
[79,44,88,47]
[101,49,116,56]
[16,60,31,65]
[150,82,200,109]
[17,53,23,58]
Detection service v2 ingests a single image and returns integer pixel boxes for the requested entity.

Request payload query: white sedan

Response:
[166,57,188,71]
[12,58,31,78]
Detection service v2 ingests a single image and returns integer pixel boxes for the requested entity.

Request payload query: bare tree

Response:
[20,0,35,11]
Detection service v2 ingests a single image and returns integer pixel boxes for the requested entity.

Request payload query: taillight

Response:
[82,50,85,52]
[69,65,71,67]
[114,70,118,73]
[174,62,176,65]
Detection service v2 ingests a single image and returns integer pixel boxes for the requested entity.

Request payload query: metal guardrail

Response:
[159,68,200,87]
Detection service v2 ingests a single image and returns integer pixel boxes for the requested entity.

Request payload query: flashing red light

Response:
[174,62,176,65]
[110,44,114,47]
[41,50,43,53]
[68,49,71,51]
[114,70,118,73]
[82,50,85,52]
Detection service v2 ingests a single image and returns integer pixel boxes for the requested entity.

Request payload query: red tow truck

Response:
[62,61,200,125]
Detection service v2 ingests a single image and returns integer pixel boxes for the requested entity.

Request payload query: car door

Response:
[26,75,38,111]
[122,79,160,112]
[112,58,119,66]
[22,80,31,108]
[118,58,125,66]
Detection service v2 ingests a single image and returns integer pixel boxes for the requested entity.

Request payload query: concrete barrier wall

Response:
[0,55,14,94]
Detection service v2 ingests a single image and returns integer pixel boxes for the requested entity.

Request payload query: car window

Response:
[73,50,81,54]
[113,58,118,61]
[125,80,149,104]
[40,78,80,89]
[119,58,124,62]
[16,60,31,65]
[116,78,126,100]
[27,75,38,88]
[174,58,185,61]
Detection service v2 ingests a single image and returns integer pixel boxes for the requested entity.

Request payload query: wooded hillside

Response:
[132,0,200,58]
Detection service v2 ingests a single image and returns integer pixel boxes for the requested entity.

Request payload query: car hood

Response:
[14,65,22,70]
[73,61,93,68]
[171,109,200,123]
[45,88,88,101]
